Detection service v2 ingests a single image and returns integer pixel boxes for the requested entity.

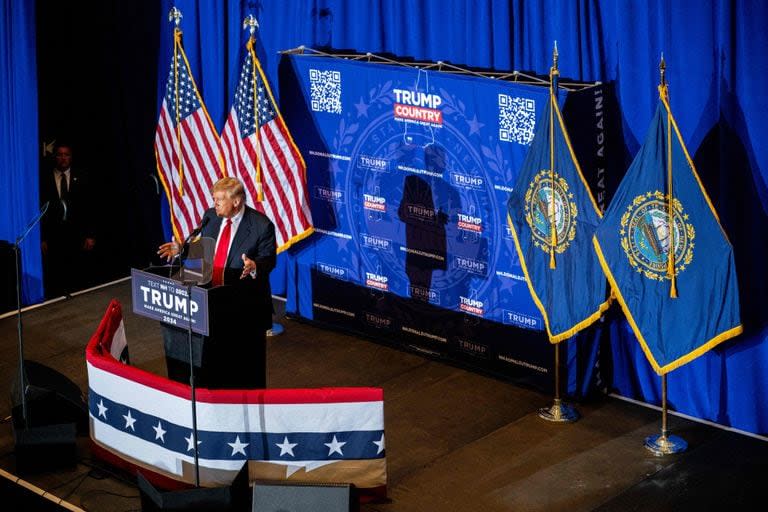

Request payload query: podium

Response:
[131,266,266,389]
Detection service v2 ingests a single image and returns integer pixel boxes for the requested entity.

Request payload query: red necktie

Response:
[212,219,232,286]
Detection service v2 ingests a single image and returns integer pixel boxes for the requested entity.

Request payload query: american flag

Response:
[221,40,313,252]
[155,35,223,242]
[87,300,387,497]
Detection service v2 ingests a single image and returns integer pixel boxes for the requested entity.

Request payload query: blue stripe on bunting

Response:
[89,389,385,461]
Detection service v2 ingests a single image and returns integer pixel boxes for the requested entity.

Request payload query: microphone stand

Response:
[166,220,209,486]
[169,219,209,279]
[168,232,195,279]
[14,202,49,429]
[178,242,201,488]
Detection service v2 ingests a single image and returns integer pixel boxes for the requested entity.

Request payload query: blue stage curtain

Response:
[0,0,43,304]
[1,0,760,429]
[155,0,767,434]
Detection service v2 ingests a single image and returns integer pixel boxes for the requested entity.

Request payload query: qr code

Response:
[309,69,342,114]
[498,95,536,144]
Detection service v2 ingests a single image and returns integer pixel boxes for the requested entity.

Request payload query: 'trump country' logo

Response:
[457,212,483,233]
[363,193,387,212]
[393,89,443,127]
[365,271,389,291]
[459,295,485,316]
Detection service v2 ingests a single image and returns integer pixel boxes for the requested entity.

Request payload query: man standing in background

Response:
[40,142,96,298]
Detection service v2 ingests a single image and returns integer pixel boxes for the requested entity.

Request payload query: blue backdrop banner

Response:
[279,54,606,388]
[288,56,551,326]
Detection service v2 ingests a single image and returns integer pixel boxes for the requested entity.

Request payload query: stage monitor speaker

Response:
[251,482,358,512]
[9,361,85,473]
[10,360,89,435]
[138,462,250,511]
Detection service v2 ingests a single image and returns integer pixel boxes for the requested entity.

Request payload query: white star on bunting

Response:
[123,410,136,431]
[373,433,385,454]
[324,435,346,456]
[185,433,202,452]
[276,436,298,457]
[97,399,108,419]
[228,436,249,457]
[153,421,167,443]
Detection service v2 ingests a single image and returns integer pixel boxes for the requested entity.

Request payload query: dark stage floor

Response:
[0,281,765,511]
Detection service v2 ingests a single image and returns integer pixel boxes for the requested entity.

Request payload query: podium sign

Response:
[131,269,209,336]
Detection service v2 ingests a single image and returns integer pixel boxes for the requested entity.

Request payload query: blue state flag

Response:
[593,86,742,374]
[507,85,609,343]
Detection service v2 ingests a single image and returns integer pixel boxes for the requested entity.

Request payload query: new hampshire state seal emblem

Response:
[524,169,577,253]
[620,191,695,281]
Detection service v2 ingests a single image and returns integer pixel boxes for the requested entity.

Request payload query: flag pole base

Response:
[266,322,284,337]
[644,433,687,456]
[537,399,579,423]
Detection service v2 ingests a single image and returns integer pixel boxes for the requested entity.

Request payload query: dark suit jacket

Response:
[200,206,276,331]
[39,167,95,247]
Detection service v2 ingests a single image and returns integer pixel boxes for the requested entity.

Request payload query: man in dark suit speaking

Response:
[158,177,276,389]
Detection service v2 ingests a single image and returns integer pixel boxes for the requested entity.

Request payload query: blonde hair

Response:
[211,177,245,201]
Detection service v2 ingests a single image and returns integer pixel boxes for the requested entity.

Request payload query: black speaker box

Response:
[9,361,85,472]
[251,482,358,512]
[138,462,250,511]
[10,360,89,435]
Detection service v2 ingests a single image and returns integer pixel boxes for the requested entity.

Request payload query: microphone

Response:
[178,216,210,260]
[15,202,51,246]
[187,216,210,239]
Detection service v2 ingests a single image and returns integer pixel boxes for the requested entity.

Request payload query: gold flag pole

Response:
[548,41,558,270]
[644,55,687,455]
[537,338,579,422]
[242,14,285,338]
[168,7,184,242]
[244,14,263,202]
[538,41,578,424]
[644,372,687,455]
[169,7,185,197]
[661,54,678,299]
